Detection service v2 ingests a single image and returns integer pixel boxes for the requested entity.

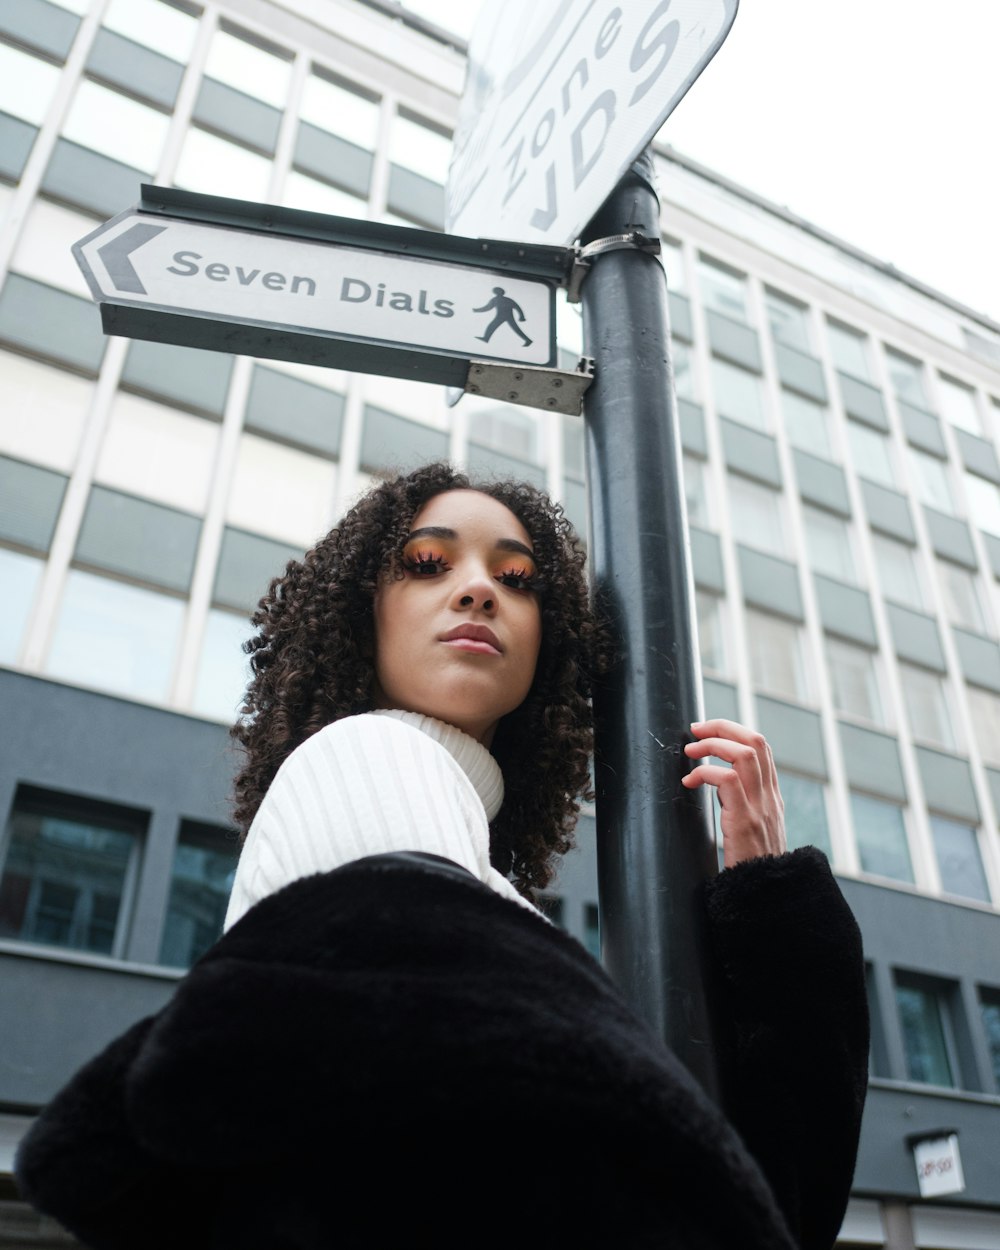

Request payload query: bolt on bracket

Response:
[464,356,595,416]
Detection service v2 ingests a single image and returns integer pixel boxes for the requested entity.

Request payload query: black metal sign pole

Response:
[580,148,721,1099]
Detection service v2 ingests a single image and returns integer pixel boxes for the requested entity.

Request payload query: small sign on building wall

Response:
[911,1132,965,1199]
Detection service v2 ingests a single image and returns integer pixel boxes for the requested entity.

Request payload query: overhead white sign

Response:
[73,211,555,366]
[447,0,739,246]
[913,1134,965,1199]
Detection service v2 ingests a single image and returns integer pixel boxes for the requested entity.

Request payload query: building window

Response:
[101,0,200,62]
[698,255,748,322]
[765,288,811,352]
[745,609,810,704]
[803,505,857,583]
[62,79,170,173]
[938,374,981,435]
[929,816,991,903]
[779,772,832,857]
[661,237,686,294]
[0,547,43,664]
[683,453,711,529]
[300,69,380,151]
[727,475,786,556]
[851,792,913,882]
[160,821,239,969]
[885,348,930,410]
[980,991,1000,1092]
[895,975,956,1087]
[963,472,1000,536]
[781,390,831,460]
[672,340,697,401]
[827,320,872,381]
[203,25,292,109]
[710,358,767,430]
[908,447,955,514]
[936,559,988,634]
[174,127,273,202]
[826,637,883,725]
[871,533,924,610]
[847,419,896,487]
[0,786,143,958]
[898,663,955,750]
[191,608,253,722]
[0,43,61,129]
[696,591,725,674]
[386,109,450,229]
[966,686,1000,766]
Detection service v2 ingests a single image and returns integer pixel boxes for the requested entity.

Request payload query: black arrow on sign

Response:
[97,222,168,295]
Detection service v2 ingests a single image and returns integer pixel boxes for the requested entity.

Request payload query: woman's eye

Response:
[496,568,535,591]
[403,551,449,576]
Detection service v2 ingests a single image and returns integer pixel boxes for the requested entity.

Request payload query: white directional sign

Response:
[447,0,739,246]
[73,206,557,374]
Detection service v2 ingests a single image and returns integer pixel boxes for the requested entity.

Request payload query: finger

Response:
[681,764,750,811]
[685,738,764,806]
[689,722,778,792]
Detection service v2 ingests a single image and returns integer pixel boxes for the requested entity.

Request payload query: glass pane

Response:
[746,609,807,702]
[0,804,135,955]
[711,359,767,429]
[300,73,380,148]
[964,473,1000,536]
[885,349,929,408]
[851,792,913,882]
[203,29,291,108]
[62,80,169,171]
[781,390,830,459]
[0,547,43,663]
[727,475,785,555]
[389,112,451,182]
[696,591,724,673]
[908,448,955,513]
[803,506,856,583]
[661,237,685,293]
[847,420,895,487]
[899,663,955,749]
[981,997,1000,1090]
[0,43,61,126]
[191,608,253,722]
[896,983,954,1086]
[826,638,882,724]
[930,816,991,902]
[46,570,184,702]
[159,826,238,968]
[698,257,747,322]
[102,0,199,61]
[828,321,871,381]
[779,772,832,856]
[282,169,367,217]
[174,128,272,202]
[683,454,709,529]
[872,533,924,609]
[938,376,981,434]
[937,560,987,633]
[672,340,696,400]
[966,687,1000,765]
[766,290,811,352]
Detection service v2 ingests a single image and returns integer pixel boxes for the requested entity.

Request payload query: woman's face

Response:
[372,489,543,745]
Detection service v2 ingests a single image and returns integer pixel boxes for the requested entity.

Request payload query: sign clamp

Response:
[464,355,595,416]
[566,231,662,304]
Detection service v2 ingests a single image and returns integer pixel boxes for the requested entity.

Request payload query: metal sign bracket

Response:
[464,356,595,415]
[566,231,661,303]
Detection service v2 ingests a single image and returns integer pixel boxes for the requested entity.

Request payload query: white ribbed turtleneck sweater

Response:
[224,709,537,930]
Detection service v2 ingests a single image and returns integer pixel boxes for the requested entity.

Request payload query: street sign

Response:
[447,0,739,246]
[73,187,569,389]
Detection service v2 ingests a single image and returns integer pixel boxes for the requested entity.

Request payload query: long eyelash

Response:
[402,550,449,574]
[497,565,539,590]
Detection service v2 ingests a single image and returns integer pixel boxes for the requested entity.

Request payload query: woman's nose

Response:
[452,571,496,614]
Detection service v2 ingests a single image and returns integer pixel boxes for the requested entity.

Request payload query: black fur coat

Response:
[16,846,868,1250]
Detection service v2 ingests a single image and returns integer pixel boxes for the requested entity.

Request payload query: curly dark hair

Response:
[230,462,610,897]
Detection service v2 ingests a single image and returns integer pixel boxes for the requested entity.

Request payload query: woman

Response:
[16,464,868,1250]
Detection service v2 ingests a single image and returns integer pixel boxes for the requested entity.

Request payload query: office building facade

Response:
[2,1,1000,1246]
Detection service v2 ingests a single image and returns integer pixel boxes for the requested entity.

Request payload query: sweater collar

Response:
[370,710,505,821]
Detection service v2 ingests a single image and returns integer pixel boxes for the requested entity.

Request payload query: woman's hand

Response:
[681,719,787,868]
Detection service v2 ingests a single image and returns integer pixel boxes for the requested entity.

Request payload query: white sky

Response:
[402,0,1000,326]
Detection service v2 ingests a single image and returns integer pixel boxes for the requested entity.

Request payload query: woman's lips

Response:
[441,638,501,656]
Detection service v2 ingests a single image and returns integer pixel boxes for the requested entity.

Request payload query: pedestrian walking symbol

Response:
[474,286,532,347]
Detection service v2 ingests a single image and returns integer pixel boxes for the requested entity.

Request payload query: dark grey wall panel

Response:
[245,365,344,457]
[838,371,888,430]
[0,456,67,552]
[213,526,303,613]
[886,602,946,671]
[738,546,803,619]
[923,506,977,568]
[467,442,545,487]
[0,272,106,374]
[706,309,762,373]
[899,400,946,457]
[774,343,827,402]
[194,78,281,154]
[914,747,979,821]
[720,419,781,486]
[85,28,184,109]
[294,123,372,197]
[814,574,877,646]
[793,449,851,516]
[361,405,449,473]
[122,339,233,417]
[690,525,725,593]
[955,429,1000,485]
[75,487,201,593]
[861,479,916,542]
[704,676,739,721]
[41,137,144,219]
[953,628,1000,693]
[678,398,706,456]
[755,696,827,776]
[0,111,37,183]
[667,290,692,342]
[0,0,79,61]
[839,722,907,800]
[387,163,444,230]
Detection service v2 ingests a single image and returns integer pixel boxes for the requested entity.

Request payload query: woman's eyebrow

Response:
[406,527,535,560]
